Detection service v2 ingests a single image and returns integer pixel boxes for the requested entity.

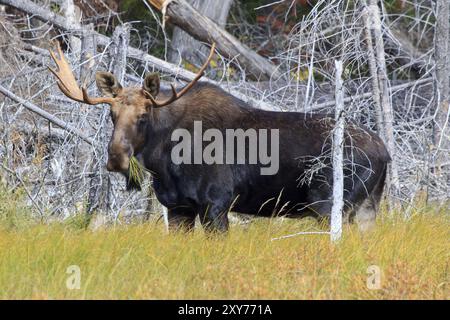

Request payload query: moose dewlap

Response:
[48,42,390,233]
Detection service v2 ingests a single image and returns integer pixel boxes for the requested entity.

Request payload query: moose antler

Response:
[48,42,115,105]
[146,43,216,108]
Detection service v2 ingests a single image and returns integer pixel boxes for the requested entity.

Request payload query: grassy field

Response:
[0,186,448,299]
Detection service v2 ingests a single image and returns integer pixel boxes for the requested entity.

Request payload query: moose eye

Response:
[137,115,147,126]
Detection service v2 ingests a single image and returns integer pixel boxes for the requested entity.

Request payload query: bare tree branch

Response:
[0,83,94,145]
[147,0,282,80]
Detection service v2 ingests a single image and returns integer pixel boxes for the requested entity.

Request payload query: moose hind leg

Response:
[354,198,376,232]
[354,169,385,232]
[352,163,386,232]
[306,178,334,223]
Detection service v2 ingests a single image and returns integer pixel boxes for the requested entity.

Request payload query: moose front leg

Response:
[198,203,230,233]
[167,207,196,232]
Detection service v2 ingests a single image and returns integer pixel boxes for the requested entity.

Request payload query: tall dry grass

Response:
[0,185,448,299]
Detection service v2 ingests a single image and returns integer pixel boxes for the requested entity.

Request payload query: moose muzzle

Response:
[106,146,132,173]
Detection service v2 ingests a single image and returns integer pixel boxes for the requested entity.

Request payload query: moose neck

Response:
[140,83,250,173]
[140,101,187,173]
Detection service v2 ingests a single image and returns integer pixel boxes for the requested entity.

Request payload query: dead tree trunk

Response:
[79,25,103,217]
[107,25,130,212]
[148,0,281,80]
[331,60,344,243]
[433,0,450,186]
[169,0,233,65]
[362,0,400,205]
[109,25,131,84]
[60,0,82,53]
[362,6,384,140]
[79,24,96,84]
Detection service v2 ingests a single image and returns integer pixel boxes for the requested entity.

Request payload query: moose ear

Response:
[143,73,160,98]
[96,72,122,98]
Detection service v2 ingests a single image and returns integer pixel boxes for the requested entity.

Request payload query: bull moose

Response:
[49,43,390,233]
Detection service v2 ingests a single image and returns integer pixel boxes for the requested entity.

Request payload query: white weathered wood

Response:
[330,60,345,243]
[149,0,282,80]
[0,83,94,145]
[310,77,433,112]
[162,206,169,233]
[109,25,131,84]
[79,23,96,85]
[364,0,400,203]
[362,4,384,139]
[61,0,82,53]
[80,25,103,216]
[170,0,233,65]
[0,0,199,81]
[271,231,329,241]
[433,0,450,179]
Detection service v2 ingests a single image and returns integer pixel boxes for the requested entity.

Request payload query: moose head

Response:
[48,42,215,175]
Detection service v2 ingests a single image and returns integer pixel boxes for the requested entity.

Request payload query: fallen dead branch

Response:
[0,84,94,145]
[147,0,282,80]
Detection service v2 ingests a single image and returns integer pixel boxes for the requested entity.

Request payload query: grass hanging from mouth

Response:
[128,156,145,187]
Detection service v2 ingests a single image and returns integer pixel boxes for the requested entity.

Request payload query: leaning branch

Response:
[147,0,282,80]
[434,0,450,153]
[0,84,94,145]
[309,77,433,112]
[0,0,199,82]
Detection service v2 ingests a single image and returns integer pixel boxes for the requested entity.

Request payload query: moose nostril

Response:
[106,160,114,171]
[107,150,131,172]
[107,153,121,171]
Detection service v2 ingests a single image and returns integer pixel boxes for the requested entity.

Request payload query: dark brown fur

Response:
[97,73,390,233]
